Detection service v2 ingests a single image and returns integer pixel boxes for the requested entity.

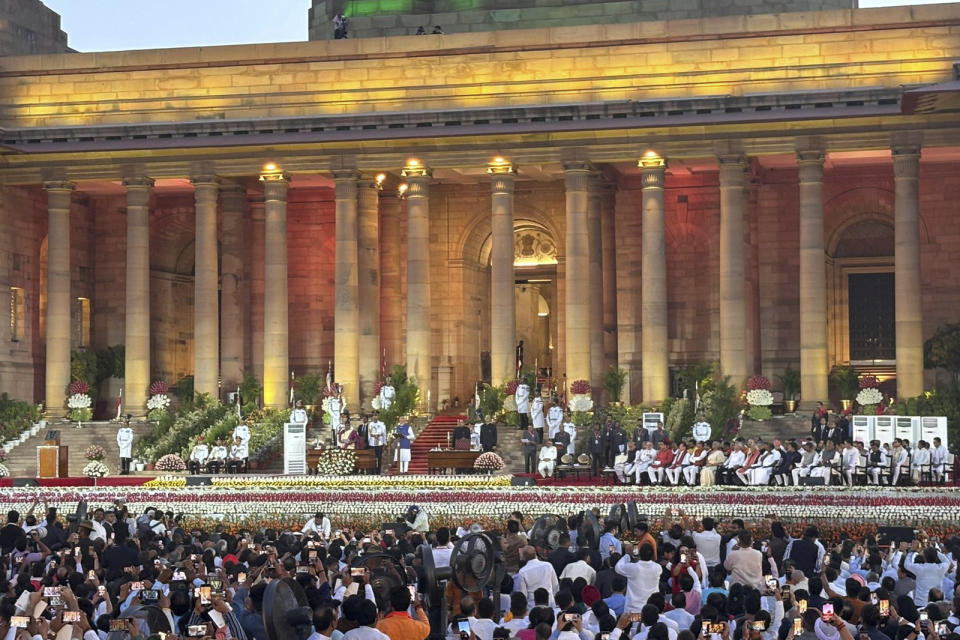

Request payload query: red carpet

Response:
[389,415,465,475]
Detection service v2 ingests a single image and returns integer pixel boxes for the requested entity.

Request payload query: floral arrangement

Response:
[82,461,109,478]
[0,463,8,478]
[745,376,773,421]
[504,380,520,396]
[147,381,172,422]
[315,448,357,475]
[155,454,187,472]
[856,377,883,414]
[570,379,592,395]
[84,445,106,461]
[474,452,506,471]
[67,392,93,422]
[69,380,91,395]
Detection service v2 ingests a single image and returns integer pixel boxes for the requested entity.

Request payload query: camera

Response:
[188,625,207,637]
[141,590,159,602]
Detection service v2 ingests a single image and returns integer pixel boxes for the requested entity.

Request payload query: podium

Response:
[37,432,68,477]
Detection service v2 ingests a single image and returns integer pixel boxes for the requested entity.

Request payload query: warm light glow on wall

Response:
[263,162,278,172]
[398,183,408,196]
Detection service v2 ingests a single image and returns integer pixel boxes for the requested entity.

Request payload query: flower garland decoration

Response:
[155,454,187,472]
[0,452,8,477]
[147,380,171,422]
[745,375,773,421]
[568,379,594,413]
[856,376,883,414]
[84,445,106,461]
[474,452,505,471]
[82,461,109,478]
[69,380,90,395]
[315,448,357,475]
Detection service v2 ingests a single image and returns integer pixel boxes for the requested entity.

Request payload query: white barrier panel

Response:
[642,412,665,435]
[874,416,895,446]
[920,416,948,450]
[894,416,919,444]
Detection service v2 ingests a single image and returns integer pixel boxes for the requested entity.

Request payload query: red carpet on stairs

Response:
[390,415,466,475]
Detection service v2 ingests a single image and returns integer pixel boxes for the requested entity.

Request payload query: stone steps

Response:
[5,420,154,477]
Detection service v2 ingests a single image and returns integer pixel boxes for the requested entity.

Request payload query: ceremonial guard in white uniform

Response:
[116,419,134,475]
[515,382,530,430]
[188,436,209,475]
[233,422,251,446]
[228,436,249,473]
[531,396,545,442]
[546,402,564,440]
[208,439,228,474]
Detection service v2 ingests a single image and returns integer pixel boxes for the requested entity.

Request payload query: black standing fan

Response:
[577,509,602,550]
[420,532,506,635]
[350,552,408,611]
[262,578,311,640]
[607,501,640,533]
[529,514,568,551]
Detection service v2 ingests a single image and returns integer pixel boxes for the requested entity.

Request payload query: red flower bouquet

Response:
[570,379,592,395]
[746,376,771,391]
[149,380,169,396]
[504,380,520,396]
[68,380,90,395]
[859,375,879,389]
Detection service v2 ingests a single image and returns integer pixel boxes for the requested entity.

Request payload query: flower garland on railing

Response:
[745,376,773,421]
[857,376,883,414]
[147,380,171,422]
[67,380,93,422]
[474,452,505,471]
[315,448,357,475]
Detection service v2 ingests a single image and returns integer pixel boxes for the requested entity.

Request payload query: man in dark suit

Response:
[589,424,605,476]
[607,423,628,467]
[547,533,577,577]
[452,419,471,449]
[520,424,540,474]
[479,415,498,452]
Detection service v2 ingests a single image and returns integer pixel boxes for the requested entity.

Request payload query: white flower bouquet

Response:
[315,449,357,476]
[82,461,109,478]
[568,395,594,412]
[155,454,187,472]
[856,387,883,412]
[67,393,93,422]
[474,452,505,471]
[0,464,8,478]
[745,389,774,406]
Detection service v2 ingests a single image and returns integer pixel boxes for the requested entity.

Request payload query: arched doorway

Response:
[827,216,895,368]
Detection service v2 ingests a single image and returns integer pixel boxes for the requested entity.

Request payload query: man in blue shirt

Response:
[599,522,622,561]
[604,575,627,616]
[233,582,268,640]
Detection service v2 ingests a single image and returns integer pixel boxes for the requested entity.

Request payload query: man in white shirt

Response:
[228,437,249,473]
[615,544,662,613]
[560,549,597,584]
[931,437,949,482]
[720,443,746,485]
[905,545,953,607]
[303,512,331,538]
[515,383,530,430]
[432,527,454,567]
[792,442,819,485]
[628,442,657,484]
[531,396,545,442]
[692,415,712,444]
[517,546,559,606]
[547,402,564,440]
[911,440,932,483]
[840,441,860,486]
[367,413,387,473]
[308,605,338,640]
[690,517,722,569]
[188,437,209,475]
[537,441,558,478]
[291,401,309,426]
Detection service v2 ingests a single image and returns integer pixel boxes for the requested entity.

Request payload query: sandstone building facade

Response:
[1,2,959,414]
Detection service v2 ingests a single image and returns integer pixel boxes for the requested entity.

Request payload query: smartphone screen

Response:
[237,572,247,583]
[43,586,61,597]
[130,581,145,591]
[879,600,889,618]
[63,611,81,623]
[752,621,765,631]
[188,625,207,637]
[351,567,365,577]
[408,585,417,600]
[680,553,687,564]
[200,585,211,604]
[798,599,807,614]
[109,620,128,632]
[822,603,834,620]
[793,618,803,635]
[870,594,878,605]
[457,620,470,634]
[11,616,30,629]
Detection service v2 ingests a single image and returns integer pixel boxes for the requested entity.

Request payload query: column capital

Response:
[892,145,921,178]
[258,172,290,184]
[400,158,432,179]
[562,160,592,174]
[490,170,515,195]
[639,153,666,190]
[563,162,591,192]
[718,155,746,186]
[43,180,76,192]
[797,150,825,184]
[717,154,746,168]
[796,150,825,166]
[191,175,221,187]
[122,176,155,190]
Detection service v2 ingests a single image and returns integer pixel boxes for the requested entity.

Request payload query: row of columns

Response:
[40,145,924,415]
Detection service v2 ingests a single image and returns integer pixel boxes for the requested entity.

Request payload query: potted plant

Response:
[777,366,801,413]
[603,367,628,405]
[829,364,859,411]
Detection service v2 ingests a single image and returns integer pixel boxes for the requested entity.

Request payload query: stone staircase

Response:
[738,414,812,442]
[5,420,154,477]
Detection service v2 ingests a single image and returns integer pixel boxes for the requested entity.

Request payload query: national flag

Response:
[290,371,295,405]
[115,389,123,421]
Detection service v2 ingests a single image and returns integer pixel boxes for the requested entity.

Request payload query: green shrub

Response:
[239,371,262,415]
[895,388,960,453]
[293,372,323,406]
[829,364,859,399]
[478,383,504,421]
[0,394,41,443]
[747,405,772,421]
[603,367,628,403]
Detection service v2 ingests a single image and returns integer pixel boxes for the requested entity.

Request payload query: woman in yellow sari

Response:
[699,441,727,486]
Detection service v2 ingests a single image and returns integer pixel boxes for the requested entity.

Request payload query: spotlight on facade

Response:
[263,162,278,172]
[376,173,386,184]
[406,158,420,168]
[487,156,515,175]
[398,183,409,197]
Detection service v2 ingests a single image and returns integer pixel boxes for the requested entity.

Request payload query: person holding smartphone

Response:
[375,584,430,640]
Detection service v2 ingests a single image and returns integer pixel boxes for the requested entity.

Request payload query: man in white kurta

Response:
[367,414,387,473]
[546,403,564,440]
[910,441,932,483]
[538,442,558,478]
[931,437,949,482]
[531,396,545,442]
[117,424,134,475]
[515,383,530,430]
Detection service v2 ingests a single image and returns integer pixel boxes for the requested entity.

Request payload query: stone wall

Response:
[309,0,858,40]
[0,0,70,56]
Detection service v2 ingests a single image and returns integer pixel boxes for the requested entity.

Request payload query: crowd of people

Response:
[1,497,958,640]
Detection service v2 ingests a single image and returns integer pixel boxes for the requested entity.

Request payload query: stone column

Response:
[219,184,247,392]
[44,181,75,415]
[357,176,381,406]
[192,177,220,399]
[401,160,432,407]
[588,176,605,394]
[488,159,516,386]
[893,146,924,398]
[640,153,669,403]
[379,192,403,371]
[122,177,154,414]
[797,151,828,406]
[248,196,265,390]
[718,156,748,385]
[333,171,360,409]
[564,161,592,386]
[260,169,290,408]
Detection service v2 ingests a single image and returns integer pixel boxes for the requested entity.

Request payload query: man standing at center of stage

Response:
[515,380,530,431]
[452,419,471,448]
[531,394,545,443]
[394,416,414,474]
[480,414,498,452]
[546,396,564,440]
[589,424,605,476]
[368,411,387,473]
[117,417,134,476]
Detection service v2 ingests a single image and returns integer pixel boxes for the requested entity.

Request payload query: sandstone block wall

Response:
[0,0,70,56]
